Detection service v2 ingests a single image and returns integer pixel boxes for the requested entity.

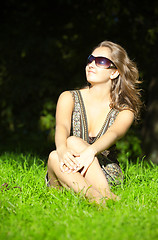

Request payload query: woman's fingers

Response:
[65,152,80,167]
[80,164,89,175]
[66,152,76,164]
[63,156,74,170]
[59,152,79,172]
[67,152,80,166]
[80,158,94,175]
[71,150,80,157]
[60,162,66,172]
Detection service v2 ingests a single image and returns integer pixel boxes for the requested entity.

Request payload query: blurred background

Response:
[0,0,158,163]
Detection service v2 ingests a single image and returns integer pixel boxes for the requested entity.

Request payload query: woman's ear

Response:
[110,70,120,80]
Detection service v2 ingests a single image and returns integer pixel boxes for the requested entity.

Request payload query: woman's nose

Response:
[88,60,95,67]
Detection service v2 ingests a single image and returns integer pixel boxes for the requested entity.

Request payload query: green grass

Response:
[0,152,158,240]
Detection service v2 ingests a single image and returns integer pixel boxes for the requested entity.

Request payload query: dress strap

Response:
[96,108,119,139]
[70,90,119,144]
[70,90,89,142]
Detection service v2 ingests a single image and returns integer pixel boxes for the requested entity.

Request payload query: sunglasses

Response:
[87,55,117,69]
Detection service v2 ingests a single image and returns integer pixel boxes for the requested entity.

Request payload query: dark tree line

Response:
[0,0,158,161]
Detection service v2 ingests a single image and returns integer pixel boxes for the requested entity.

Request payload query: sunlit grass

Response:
[0,152,158,240]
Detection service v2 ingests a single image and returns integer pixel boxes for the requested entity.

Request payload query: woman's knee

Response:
[48,150,58,169]
[67,136,78,146]
[67,136,88,150]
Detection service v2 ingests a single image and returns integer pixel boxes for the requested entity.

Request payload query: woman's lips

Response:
[88,70,96,74]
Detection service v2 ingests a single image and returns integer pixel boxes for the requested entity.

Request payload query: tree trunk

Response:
[142,77,158,163]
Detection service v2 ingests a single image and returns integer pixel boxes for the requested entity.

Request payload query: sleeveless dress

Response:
[70,90,123,186]
[45,90,124,187]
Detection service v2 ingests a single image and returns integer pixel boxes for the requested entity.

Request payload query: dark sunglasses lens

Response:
[87,55,116,69]
[96,57,111,68]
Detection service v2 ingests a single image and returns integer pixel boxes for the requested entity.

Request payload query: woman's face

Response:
[86,47,115,85]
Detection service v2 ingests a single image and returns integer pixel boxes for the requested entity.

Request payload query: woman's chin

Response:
[87,80,102,86]
[87,79,97,85]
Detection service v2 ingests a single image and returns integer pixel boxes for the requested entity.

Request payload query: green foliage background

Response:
[0,0,158,159]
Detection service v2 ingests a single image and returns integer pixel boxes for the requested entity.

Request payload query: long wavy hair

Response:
[94,40,142,121]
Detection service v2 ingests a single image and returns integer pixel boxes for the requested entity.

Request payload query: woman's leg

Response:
[47,151,103,203]
[46,156,62,188]
[66,136,117,199]
[47,136,117,202]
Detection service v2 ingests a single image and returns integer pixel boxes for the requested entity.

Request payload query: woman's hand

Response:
[74,146,97,175]
[57,146,80,173]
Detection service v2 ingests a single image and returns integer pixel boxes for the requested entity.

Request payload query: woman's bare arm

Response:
[55,91,79,170]
[76,110,134,175]
[55,91,73,150]
[90,109,134,154]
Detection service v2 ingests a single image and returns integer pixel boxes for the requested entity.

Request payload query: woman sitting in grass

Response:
[46,40,142,204]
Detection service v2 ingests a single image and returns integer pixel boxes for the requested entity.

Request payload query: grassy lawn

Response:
[0,152,158,240]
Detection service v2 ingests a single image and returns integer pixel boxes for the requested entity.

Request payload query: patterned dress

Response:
[70,90,124,186]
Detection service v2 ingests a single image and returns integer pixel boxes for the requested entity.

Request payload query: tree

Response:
[0,0,158,160]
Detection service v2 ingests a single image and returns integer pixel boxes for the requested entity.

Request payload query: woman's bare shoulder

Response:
[59,90,73,98]
[56,91,75,110]
[58,90,74,102]
[113,109,134,133]
[117,109,134,122]
[58,87,88,104]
